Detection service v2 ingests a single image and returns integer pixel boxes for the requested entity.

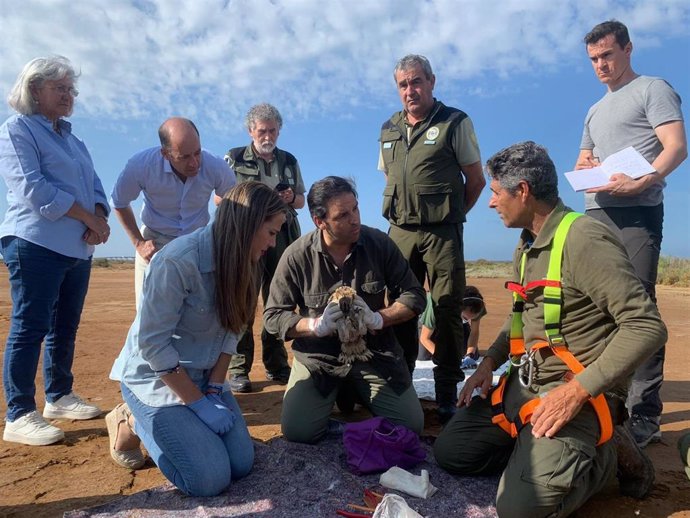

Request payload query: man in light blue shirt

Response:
[111,117,235,307]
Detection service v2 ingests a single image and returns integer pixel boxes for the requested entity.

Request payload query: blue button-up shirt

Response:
[110,224,241,407]
[0,114,109,259]
[111,147,235,237]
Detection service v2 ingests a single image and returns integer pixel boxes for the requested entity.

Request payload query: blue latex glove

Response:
[461,355,478,370]
[208,393,236,427]
[188,395,235,434]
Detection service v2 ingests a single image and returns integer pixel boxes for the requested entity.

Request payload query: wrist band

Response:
[206,382,224,395]
[154,363,181,376]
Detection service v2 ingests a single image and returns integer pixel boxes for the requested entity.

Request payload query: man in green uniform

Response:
[434,142,664,516]
[379,54,485,421]
[226,103,306,392]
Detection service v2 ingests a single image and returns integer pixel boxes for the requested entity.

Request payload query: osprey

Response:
[329,286,372,364]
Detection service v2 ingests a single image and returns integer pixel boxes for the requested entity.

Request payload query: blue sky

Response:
[1,0,689,259]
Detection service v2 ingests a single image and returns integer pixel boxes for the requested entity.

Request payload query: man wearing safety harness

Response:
[434,142,666,516]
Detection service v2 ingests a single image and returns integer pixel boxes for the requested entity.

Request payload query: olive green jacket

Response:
[227,144,303,242]
[485,201,666,398]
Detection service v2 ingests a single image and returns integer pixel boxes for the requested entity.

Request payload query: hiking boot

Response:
[230,374,252,393]
[678,432,690,481]
[437,404,457,425]
[266,367,291,385]
[629,414,661,448]
[4,410,65,446]
[336,383,359,414]
[43,392,101,420]
[614,423,655,499]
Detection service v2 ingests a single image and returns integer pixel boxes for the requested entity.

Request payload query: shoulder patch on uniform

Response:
[426,126,440,141]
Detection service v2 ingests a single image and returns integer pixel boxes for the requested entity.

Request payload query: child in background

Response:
[418,286,486,369]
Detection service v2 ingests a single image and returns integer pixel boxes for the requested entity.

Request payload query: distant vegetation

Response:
[465,259,513,278]
[468,257,690,287]
[86,256,690,287]
[91,258,134,269]
[657,256,690,287]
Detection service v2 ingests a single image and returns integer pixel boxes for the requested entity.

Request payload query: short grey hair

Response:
[245,103,283,131]
[7,56,79,115]
[394,54,433,81]
[485,141,559,204]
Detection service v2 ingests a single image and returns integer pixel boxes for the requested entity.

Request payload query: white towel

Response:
[379,466,438,499]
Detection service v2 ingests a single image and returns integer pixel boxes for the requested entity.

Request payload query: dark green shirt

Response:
[264,225,426,394]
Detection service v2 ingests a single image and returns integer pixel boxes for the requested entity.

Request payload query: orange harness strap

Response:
[490,341,614,445]
[491,212,613,446]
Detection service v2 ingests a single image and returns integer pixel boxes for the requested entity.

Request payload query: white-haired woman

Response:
[0,56,110,446]
[108,182,285,496]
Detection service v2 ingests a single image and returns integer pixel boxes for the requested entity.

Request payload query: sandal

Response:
[105,403,145,469]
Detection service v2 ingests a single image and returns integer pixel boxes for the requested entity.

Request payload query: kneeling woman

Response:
[108,182,286,496]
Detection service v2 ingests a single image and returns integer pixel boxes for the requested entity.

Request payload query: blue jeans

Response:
[1,236,92,422]
[121,383,254,496]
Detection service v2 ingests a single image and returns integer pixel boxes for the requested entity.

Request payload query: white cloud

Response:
[1,0,688,129]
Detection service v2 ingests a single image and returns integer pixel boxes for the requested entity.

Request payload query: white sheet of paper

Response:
[564,146,655,191]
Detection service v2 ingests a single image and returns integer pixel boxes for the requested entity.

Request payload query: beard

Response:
[257,141,276,155]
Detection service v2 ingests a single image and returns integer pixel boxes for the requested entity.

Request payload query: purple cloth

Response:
[344,417,427,474]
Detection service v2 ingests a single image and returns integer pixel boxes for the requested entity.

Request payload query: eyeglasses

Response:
[46,85,79,97]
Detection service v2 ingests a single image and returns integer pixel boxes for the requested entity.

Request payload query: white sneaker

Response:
[4,410,65,446]
[43,392,102,420]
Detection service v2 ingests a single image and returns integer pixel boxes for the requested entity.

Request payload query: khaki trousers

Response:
[134,225,177,310]
[281,358,424,444]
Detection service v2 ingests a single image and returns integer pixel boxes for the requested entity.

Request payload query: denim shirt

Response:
[111,147,236,237]
[0,114,109,259]
[110,224,240,407]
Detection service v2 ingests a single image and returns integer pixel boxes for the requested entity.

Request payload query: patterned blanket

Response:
[66,434,498,517]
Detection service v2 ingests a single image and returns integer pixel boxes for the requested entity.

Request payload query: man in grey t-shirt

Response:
[574,20,687,448]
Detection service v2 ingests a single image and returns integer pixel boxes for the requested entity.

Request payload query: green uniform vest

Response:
[379,101,468,226]
[227,145,301,241]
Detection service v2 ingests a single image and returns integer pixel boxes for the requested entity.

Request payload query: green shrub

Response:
[92,258,111,268]
[657,256,690,287]
[466,260,513,278]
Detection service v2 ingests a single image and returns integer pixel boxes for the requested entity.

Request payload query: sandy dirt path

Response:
[0,270,688,517]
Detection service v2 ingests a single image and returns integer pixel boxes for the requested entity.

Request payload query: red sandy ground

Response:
[0,271,688,517]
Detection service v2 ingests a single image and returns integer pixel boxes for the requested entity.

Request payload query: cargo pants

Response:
[433,374,617,517]
[388,223,466,407]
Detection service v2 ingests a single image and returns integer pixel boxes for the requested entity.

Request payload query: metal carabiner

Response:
[510,352,529,369]
[517,350,536,388]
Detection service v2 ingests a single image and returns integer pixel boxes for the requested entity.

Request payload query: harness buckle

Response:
[547,334,566,347]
